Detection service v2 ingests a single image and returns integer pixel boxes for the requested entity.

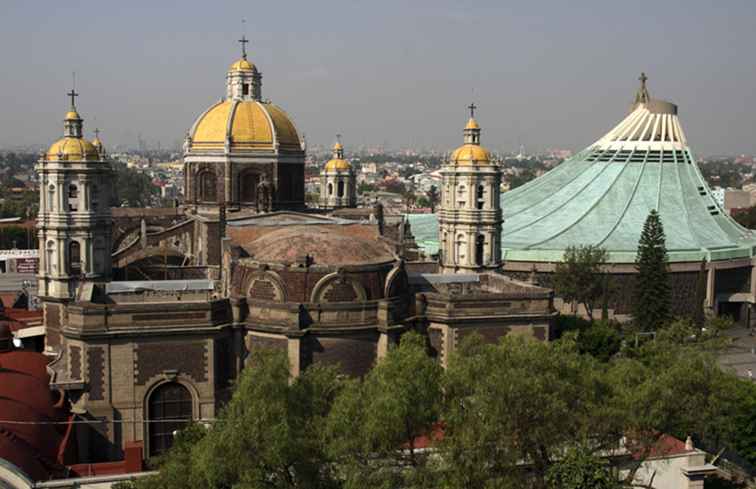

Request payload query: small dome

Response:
[324,140,351,171]
[243,226,396,266]
[465,117,480,130]
[324,158,352,171]
[65,110,81,120]
[450,144,491,165]
[189,100,301,152]
[229,58,256,72]
[47,137,100,161]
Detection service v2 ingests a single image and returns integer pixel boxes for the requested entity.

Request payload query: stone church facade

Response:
[38,47,554,463]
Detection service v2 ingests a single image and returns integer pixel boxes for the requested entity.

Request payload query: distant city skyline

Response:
[3,1,756,156]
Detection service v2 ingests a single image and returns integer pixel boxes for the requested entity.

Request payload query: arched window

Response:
[455,234,466,264]
[198,170,217,203]
[476,185,485,210]
[239,171,259,203]
[69,241,81,275]
[457,185,466,207]
[148,382,192,457]
[475,235,485,266]
[68,184,78,211]
[337,180,345,198]
[328,183,333,196]
[46,241,55,274]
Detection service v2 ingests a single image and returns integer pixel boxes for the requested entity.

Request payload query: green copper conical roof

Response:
[408,82,756,264]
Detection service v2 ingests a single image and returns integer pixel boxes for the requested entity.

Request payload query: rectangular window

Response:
[242,83,249,96]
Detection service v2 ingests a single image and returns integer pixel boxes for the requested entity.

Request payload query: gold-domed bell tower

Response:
[438,104,502,274]
[320,135,356,209]
[36,90,113,351]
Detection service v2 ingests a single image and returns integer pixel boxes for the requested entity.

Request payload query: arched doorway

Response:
[148,382,193,457]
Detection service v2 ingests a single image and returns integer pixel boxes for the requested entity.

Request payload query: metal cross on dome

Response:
[68,88,79,109]
[238,35,249,60]
[468,102,477,119]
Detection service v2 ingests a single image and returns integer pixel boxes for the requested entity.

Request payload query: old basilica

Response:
[33,42,554,462]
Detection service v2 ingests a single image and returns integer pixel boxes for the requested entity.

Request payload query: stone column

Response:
[377,332,389,360]
[287,337,301,377]
[706,265,716,310]
[224,160,232,205]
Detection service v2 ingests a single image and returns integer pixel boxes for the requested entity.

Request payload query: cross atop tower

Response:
[468,102,477,119]
[68,88,79,110]
[238,35,249,60]
[633,72,650,106]
[94,128,100,139]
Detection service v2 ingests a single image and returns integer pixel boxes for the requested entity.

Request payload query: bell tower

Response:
[37,91,112,350]
[320,135,356,209]
[438,104,502,273]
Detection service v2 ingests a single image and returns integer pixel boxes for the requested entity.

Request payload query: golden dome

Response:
[188,99,302,152]
[465,117,480,130]
[324,158,351,171]
[47,137,100,161]
[450,144,491,165]
[65,110,81,120]
[229,58,256,72]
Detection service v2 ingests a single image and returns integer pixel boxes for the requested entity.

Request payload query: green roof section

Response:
[408,98,756,264]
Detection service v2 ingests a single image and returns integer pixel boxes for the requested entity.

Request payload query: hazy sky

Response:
[2,0,756,155]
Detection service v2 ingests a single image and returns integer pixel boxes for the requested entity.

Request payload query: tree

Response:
[441,335,614,489]
[607,343,742,485]
[325,332,443,489]
[732,205,756,229]
[357,181,377,195]
[441,334,744,489]
[545,445,620,489]
[633,210,671,330]
[553,245,609,322]
[110,162,161,207]
[130,348,341,489]
[426,185,439,213]
[731,379,756,467]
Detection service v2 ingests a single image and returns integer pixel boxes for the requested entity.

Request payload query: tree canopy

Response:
[123,330,754,489]
[553,245,609,322]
